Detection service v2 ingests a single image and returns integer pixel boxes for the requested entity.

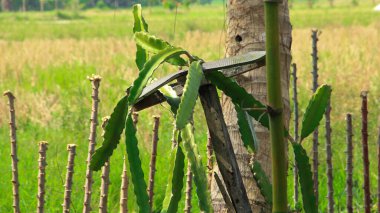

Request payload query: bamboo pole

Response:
[3,91,21,213]
[63,144,77,213]
[206,131,213,188]
[361,91,371,213]
[37,141,48,213]
[325,100,334,213]
[120,156,129,213]
[291,63,299,206]
[311,29,320,206]
[83,75,101,213]
[264,1,287,211]
[345,114,353,213]
[184,163,193,213]
[147,116,160,210]
[99,117,110,213]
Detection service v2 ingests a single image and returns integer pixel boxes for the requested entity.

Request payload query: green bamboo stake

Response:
[264,1,287,212]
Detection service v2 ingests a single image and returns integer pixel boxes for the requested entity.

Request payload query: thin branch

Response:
[3,91,21,213]
[37,141,48,213]
[63,144,77,213]
[83,75,102,213]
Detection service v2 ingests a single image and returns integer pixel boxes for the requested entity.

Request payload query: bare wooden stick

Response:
[147,116,160,210]
[120,156,129,213]
[83,75,101,213]
[346,114,353,213]
[206,131,213,189]
[37,141,48,213]
[377,125,380,213]
[3,91,21,213]
[99,117,110,213]
[361,91,371,213]
[184,163,193,213]
[119,113,136,213]
[63,144,77,213]
[325,101,334,213]
[311,29,320,206]
[291,63,299,205]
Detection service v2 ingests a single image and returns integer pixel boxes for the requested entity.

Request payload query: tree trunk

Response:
[1,0,10,11]
[211,1,292,212]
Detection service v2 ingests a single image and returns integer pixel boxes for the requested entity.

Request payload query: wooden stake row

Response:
[289,29,378,213]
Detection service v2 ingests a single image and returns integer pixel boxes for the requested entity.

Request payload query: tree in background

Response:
[210,0,292,211]
[1,0,11,11]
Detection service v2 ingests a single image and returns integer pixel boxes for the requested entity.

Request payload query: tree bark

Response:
[211,1,292,211]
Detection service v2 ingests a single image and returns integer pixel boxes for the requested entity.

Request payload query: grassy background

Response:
[1,1,380,212]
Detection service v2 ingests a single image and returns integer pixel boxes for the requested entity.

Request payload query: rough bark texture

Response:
[291,63,299,206]
[200,85,251,212]
[345,114,353,213]
[311,29,320,207]
[83,75,101,213]
[147,116,160,210]
[37,141,48,213]
[213,1,292,211]
[120,156,129,213]
[325,101,334,213]
[361,91,371,213]
[184,163,193,213]
[99,117,110,213]
[3,91,21,213]
[63,144,77,213]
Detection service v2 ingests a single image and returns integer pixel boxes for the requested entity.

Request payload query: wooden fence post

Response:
[120,156,129,213]
[63,144,77,213]
[345,114,353,213]
[184,163,193,213]
[148,116,160,210]
[291,63,299,206]
[311,29,320,206]
[3,91,21,213]
[325,100,334,213]
[99,117,110,213]
[37,141,48,213]
[83,75,101,213]
[361,91,371,213]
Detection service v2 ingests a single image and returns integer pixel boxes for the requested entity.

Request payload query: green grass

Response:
[0,3,379,40]
[0,2,380,212]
